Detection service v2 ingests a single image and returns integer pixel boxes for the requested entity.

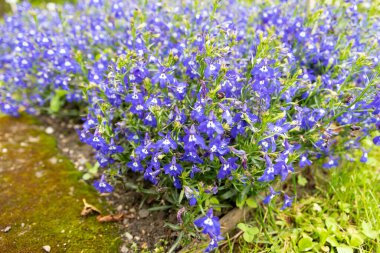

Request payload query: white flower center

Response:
[189,135,196,142]
[204,218,213,226]
[207,121,215,128]
[260,66,268,72]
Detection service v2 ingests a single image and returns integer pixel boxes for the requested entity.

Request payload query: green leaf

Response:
[238,224,259,243]
[297,175,308,186]
[361,221,379,239]
[88,162,99,174]
[178,189,184,204]
[164,222,181,230]
[326,236,339,247]
[209,197,221,211]
[148,205,173,211]
[237,223,248,231]
[243,231,254,242]
[317,228,329,245]
[349,234,364,247]
[49,89,68,113]
[298,237,314,251]
[236,184,251,208]
[82,173,92,180]
[220,190,236,200]
[338,202,350,213]
[246,197,258,208]
[247,227,259,235]
[325,217,338,232]
[336,245,353,253]
[50,94,62,113]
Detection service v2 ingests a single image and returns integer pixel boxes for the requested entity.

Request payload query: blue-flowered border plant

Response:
[1,0,379,251]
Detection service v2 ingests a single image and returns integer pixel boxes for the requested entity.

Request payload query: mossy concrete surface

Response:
[0,115,121,252]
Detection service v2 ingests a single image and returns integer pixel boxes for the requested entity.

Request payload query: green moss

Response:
[0,115,121,252]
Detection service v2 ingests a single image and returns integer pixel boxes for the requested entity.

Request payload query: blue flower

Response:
[168,107,187,125]
[190,165,201,178]
[274,160,294,181]
[125,86,144,105]
[135,142,154,160]
[144,167,161,185]
[164,157,183,177]
[299,153,312,168]
[263,186,280,204]
[173,177,182,189]
[259,137,277,152]
[299,108,326,130]
[183,125,207,151]
[127,157,145,172]
[145,95,161,108]
[268,118,292,135]
[102,139,124,155]
[373,136,380,146]
[251,58,275,79]
[208,136,230,160]
[217,157,239,179]
[93,174,113,193]
[204,61,221,79]
[322,157,339,169]
[205,235,224,253]
[258,154,275,182]
[89,134,107,151]
[184,186,198,206]
[194,208,221,237]
[280,194,293,210]
[156,132,177,153]
[199,111,224,136]
[182,150,204,164]
[360,149,368,163]
[143,112,157,127]
[170,82,188,100]
[96,153,115,167]
[219,104,234,125]
[231,104,259,138]
[191,102,206,123]
[152,67,174,88]
[126,131,141,144]
[130,102,146,118]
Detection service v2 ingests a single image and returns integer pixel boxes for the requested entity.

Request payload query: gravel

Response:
[42,245,51,252]
[1,226,11,233]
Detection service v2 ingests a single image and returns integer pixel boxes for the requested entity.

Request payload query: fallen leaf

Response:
[96,213,124,222]
[81,198,101,216]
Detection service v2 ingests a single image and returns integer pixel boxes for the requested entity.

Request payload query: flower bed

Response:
[1,0,379,251]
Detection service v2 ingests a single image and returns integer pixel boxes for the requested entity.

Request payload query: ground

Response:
[0,115,120,252]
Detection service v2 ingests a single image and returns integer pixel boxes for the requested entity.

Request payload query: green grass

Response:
[220,146,380,253]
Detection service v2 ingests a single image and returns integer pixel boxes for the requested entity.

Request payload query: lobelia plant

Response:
[1,0,380,251]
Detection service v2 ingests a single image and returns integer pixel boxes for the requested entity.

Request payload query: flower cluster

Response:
[1,0,380,251]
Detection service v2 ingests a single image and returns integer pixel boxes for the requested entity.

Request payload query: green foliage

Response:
[224,146,380,253]
[237,223,260,243]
